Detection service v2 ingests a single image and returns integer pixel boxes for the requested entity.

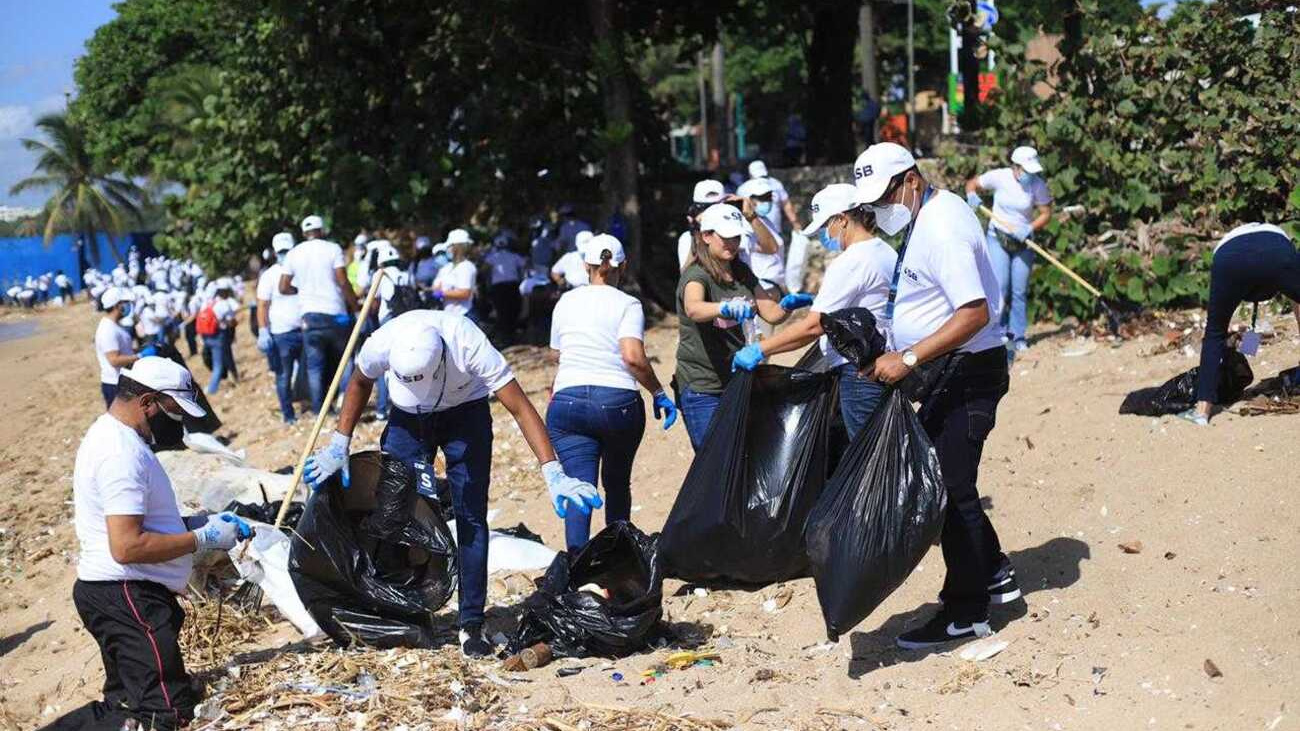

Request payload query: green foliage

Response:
[968,0,1300,321]
[7,113,147,266]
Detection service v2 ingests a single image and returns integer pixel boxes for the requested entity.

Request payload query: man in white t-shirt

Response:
[202,279,241,395]
[432,228,479,319]
[58,357,249,731]
[854,142,1016,650]
[280,215,360,413]
[551,230,593,290]
[96,287,154,408]
[300,310,597,657]
[258,232,303,423]
[732,183,897,438]
[747,159,802,234]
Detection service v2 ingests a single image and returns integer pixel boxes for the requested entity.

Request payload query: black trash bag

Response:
[1119,350,1254,416]
[224,500,305,531]
[806,388,948,641]
[507,521,663,658]
[821,308,888,370]
[289,451,457,649]
[660,365,838,584]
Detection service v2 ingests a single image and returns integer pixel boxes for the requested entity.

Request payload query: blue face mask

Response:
[756,201,773,217]
[819,227,842,253]
[120,302,133,318]
[1019,172,1041,187]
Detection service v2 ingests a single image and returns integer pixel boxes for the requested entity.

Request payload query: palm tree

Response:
[8,112,147,267]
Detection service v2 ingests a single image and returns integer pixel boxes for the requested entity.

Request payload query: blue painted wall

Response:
[0,232,158,291]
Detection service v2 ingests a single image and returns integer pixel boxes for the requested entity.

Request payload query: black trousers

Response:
[489,282,522,339]
[920,346,1009,622]
[40,580,197,731]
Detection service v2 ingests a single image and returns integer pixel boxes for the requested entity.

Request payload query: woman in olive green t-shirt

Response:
[674,203,787,450]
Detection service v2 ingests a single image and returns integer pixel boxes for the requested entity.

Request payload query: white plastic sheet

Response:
[785,230,809,293]
[228,521,321,639]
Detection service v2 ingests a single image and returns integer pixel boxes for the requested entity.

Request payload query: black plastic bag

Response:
[508,521,663,658]
[660,365,838,584]
[1119,350,1254,416]
[289,451,457,649]
[806,388,948,641]
[224,499,304,531]
[820,308,887,371]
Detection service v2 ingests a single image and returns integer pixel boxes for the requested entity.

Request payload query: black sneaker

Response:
[988,559,1022,605]
[896,612,993,650]
[459,623,493,658]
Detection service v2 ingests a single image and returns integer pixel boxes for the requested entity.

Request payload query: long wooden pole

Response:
[271,271,385,529]
[978,205,1104,300]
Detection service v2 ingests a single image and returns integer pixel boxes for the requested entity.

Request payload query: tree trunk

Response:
[859,1,879,100]
[805,1,860,164]
[585,0,642,286]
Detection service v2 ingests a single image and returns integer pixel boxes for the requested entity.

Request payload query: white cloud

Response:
[0,105,35,140]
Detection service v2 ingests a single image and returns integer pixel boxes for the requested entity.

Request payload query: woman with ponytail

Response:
[546,234,676,551]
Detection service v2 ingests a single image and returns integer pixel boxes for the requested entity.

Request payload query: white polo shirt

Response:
[282,238,347,315]
[73,414,192,593]
[256,263,302,335]
[891,190,1004,354]
[978,168,1052,236]
[811,238,897,368]
[355,310,515,413]
[95,317,135,385]
[434,260,478,317]
[550,285,644,393]
[551,251,590,289]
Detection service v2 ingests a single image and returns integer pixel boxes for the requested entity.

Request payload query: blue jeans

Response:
[302,313,353,413]
[272,330,304,422]
[1198,231,1300,403]
[101,383,117,410]
[836,364,886,440]
[380,398,493,628]
[545,386,646,551]
[203,331,228,394]
[985,228,1036,344]
[678,387,722,452]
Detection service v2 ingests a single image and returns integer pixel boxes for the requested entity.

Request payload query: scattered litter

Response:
[958,638,1009,662]
[1163,551,1177,560]
[1118,540,1144,554]
[1203,658,1223,679]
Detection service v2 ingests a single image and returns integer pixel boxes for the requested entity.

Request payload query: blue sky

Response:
[0,0,117,208]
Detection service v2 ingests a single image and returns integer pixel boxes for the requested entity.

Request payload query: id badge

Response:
[1239,330,1261,357]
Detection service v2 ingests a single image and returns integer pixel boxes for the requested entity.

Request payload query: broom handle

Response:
[271,270,386,529]
[978,205,1105,300]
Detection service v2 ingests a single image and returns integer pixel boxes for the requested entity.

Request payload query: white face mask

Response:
[871,183,917,236]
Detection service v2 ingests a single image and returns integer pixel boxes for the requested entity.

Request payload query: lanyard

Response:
[883,185,934,332]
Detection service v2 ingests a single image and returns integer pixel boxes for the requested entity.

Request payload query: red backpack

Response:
[195,302,219,336]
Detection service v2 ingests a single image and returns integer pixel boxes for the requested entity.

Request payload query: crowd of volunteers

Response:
[50,141,1299,729]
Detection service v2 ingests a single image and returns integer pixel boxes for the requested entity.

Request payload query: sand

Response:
[0,298,1297,730]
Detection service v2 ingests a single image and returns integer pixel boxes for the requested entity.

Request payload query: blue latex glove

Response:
[718,300,755,322]
[304,431,351,490]
[965,191,983,210]
[779,292,815,311]
[731,343,765,372]
[542,461,602,518]
[190,512,252,552]
[256,329,272,353]
[652,389,677,430]
[139,345,159,358]
[333,313,353,327]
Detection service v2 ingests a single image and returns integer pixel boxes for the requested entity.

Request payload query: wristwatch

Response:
[901,350,919,368]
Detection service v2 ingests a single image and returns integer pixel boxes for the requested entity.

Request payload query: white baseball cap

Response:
[374,241,401,266]
[101,286,133,309]
[697,203,748,238]
[736,178,773,198]
[852,142,917,205]
[215,277,235,291]
[119,357,206,417]
[692,179,725,204]
[1010,145,1043,174]
[582,234,626,265]
[415,236,432,251]
[301,215,325,233]
[802,184,861,235]
[271,232,295,253]
[574,230,594,254]
[354,233,370,247]
[748,160,769,179]
[389,338,443,384]
[444,228,472,247]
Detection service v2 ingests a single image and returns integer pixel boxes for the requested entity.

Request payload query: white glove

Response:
[304,431,351,490]
[542,461,602,518]
[190,512,252,552]
[257,329,272,353]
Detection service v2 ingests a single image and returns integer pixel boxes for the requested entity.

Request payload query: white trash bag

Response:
[228,521,321,639]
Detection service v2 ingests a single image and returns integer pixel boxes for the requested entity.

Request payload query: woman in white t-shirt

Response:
[433,228,479,319]
[965,146,1054,352]
[731,184,897,438]
[546,234,677,551]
